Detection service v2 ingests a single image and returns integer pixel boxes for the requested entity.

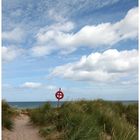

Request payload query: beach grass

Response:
[28,100,138,140]
[2,100,18,130]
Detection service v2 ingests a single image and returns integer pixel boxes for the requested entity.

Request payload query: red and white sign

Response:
[55,88,64,100]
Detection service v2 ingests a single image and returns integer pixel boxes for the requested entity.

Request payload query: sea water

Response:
[8,101,65,108]
[8,101,138,109]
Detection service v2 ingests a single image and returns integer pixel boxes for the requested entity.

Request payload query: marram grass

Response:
[28,100,138,140]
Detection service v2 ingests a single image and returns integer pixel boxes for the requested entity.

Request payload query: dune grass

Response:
[29,100,138,140]
[2,100,18,130]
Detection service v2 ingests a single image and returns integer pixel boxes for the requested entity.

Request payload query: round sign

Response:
[55,90,64,100]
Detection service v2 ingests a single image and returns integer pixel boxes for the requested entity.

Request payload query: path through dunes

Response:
[2,114,44,140]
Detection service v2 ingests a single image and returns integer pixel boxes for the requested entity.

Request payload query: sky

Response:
[2,0,138,101]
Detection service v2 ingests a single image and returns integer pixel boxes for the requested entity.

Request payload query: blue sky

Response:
[2,0,138,101]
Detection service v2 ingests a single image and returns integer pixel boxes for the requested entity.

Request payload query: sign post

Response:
[55,88,64,107]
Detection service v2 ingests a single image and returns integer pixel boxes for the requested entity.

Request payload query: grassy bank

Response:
[2,100,18,130]
[29,100,138,140]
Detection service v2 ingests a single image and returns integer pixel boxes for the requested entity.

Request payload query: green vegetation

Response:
[2,100,17,130]
[29,100,138,140]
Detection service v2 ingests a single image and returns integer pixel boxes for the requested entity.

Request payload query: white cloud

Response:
[48,9,66,22]
[36,21,74,43]
[40,0,121,19]
[33,7,138,56]
[20,82,57,90]
[2,27,25,42]
[30,21,75,57]
[2,46,24,62]
[30,45,53,57]
[45,85,57,90]
[51,49,138,83]
[113,7,138,40]
[21,82,42,89]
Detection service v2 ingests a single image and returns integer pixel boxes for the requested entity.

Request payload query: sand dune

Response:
[2,114,44,140]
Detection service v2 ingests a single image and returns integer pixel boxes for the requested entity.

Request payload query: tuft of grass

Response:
[29,102,58,126]
[29,100,138,140]
[2,100,15,130]
[125,104,138,127]
[39,126,56,137]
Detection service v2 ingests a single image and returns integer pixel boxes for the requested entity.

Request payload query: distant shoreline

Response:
[6,100,138,102]
[7,100,138,109]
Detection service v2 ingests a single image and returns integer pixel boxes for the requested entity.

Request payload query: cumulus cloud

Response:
[30,45,53,57]
[36,21,74,43]
[2,46,24,62]
[20,82,57,90]
[21,82,42,88]
[32,7,138,56]
[51,49,138,83]
[2,27,25,42]
[30,21,75,57]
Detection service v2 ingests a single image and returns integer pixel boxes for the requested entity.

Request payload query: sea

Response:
[8,101,63,109]
[8,100,138,109]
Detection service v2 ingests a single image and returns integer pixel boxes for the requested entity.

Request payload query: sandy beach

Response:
[2,114,44,140]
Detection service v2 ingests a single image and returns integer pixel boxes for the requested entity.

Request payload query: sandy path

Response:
[2,114,44,140]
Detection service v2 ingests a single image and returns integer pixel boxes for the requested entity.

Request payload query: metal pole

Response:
[57,99,60,108]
